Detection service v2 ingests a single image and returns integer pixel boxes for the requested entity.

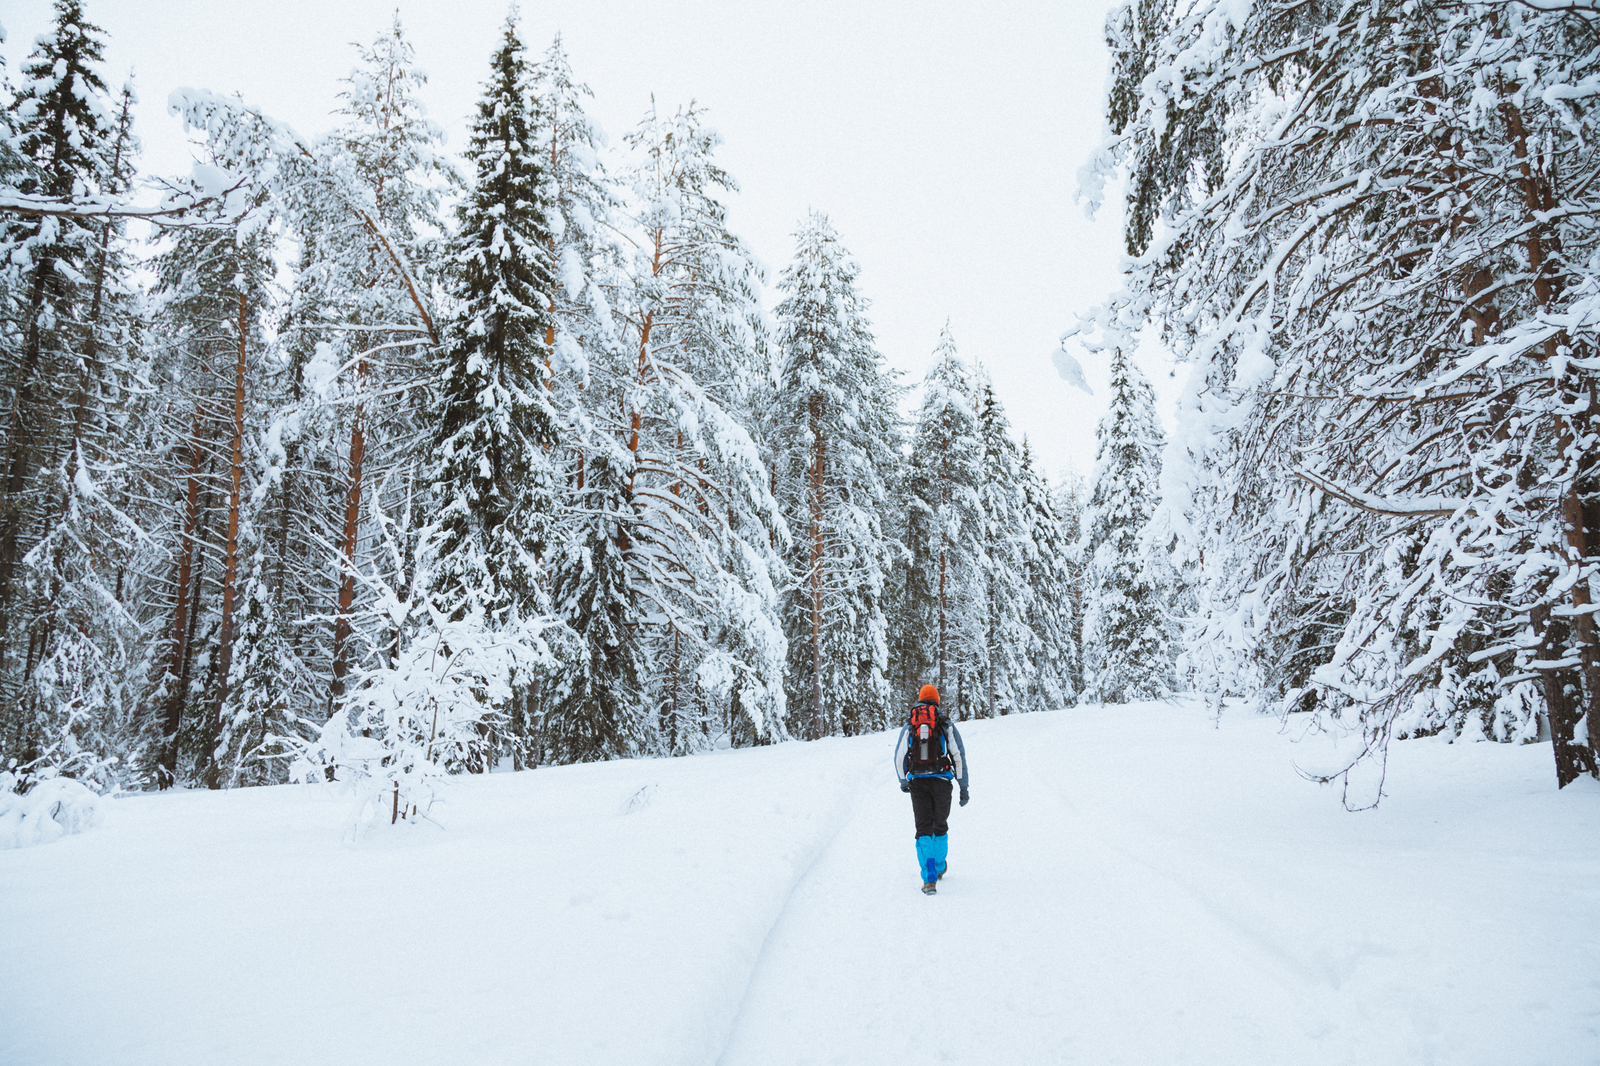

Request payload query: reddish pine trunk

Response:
[159,401,209,788]
[331,396,366,705]
[1503,99,1600,781]
[624,231,665,502]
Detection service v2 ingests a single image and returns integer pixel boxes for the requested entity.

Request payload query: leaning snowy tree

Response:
[767,211,900,738]
[1085,0,1600,785]
[609,100,788,753]
[1077,336,1173,704]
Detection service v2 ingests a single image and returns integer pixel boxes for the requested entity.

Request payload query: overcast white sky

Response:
[2,0,1161,484]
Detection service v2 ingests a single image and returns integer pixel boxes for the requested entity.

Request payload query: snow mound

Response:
[0,772,103,850]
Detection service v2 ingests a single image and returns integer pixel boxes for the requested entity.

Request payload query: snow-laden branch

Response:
[1295,469,1465,518]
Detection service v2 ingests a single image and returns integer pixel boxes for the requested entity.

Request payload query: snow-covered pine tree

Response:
[420,12,560,768]
[308,15,453,706]
[1087,0,1600,784]
[767,211,899,738]
[528,34,625,406]
[1078,339,1172,704]
[1017,439,1077,711]
[1050,471,1086,698]
[970,364,1033,718]
[610,101,787,753]
[0,0,124,775]
[6,72,147,791]
[143,223,276,788]
[898,326,983,713]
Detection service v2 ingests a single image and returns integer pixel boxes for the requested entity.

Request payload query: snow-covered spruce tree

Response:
[1050,471,1087,698]
[971,364,1034,718]
[1078,340,1172,704]
[528,36,653,762]
[610,100,787,753]
[767,211,900,738]
[0,0,125,776]
[898,326,984,713]
[1086,0,1600,785]
[544,444,649,761]
[1018,439,1078,711]
[420,12,561,771]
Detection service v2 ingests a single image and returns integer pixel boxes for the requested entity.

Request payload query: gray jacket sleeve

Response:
[892,725,909,786]
[946,722,969,792]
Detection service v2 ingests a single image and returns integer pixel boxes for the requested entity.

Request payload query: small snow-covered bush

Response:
[279,605,552,835]
[0,771,103,849]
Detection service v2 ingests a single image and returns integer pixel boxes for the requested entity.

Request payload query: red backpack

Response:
[906,701,949,774]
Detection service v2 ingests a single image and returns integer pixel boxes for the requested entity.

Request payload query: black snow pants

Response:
[908,776,952,838]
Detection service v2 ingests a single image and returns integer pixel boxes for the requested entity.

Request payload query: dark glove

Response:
[959,789,970,807]
[900,782,911,793]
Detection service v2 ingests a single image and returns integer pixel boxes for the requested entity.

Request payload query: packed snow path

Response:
[3,702,1597,1066]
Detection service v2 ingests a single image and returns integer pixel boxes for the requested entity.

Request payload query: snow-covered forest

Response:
[0,2,1087,813]
[1078,0,1600,794]
[3,0,1598,1061]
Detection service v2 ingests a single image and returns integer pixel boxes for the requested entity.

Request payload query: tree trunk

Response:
[1503,98,1600,781]
[330,392,366,706]
[1533,606,1597,787]
[0,260,57,638]
[669,627,681,753]
[158,400,209,788]
[809,391,825,740]
[204,294,249,789]
[938,529,948,695]
[624,229,664,500]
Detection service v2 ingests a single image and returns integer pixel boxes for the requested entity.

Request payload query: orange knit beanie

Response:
[918,684,939,703]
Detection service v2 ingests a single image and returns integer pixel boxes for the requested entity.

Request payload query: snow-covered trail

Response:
[719,711,1325,1065]
[719,707,1599,1064]
[3,702,1597,1066]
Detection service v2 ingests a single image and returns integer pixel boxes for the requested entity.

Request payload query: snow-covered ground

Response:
[3,701,1596,1066]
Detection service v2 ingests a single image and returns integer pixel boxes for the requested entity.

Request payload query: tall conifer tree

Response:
[900,326,983,712]
[426,12,559,625]
[768,212,899,737]
[971,366,1032,717]
[1079,343,1171,703]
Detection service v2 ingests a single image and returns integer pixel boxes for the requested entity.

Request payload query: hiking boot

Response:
[921,880,937,895]
[938,861,947,881]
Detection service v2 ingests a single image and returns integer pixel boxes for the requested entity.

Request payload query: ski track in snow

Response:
[3,700,1597,1066]
[710,750,878,1064]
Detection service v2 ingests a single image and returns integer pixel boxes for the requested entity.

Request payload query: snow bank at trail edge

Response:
[0,772,101,850]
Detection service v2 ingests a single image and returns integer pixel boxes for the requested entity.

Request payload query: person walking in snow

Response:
[894,684,969,895]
